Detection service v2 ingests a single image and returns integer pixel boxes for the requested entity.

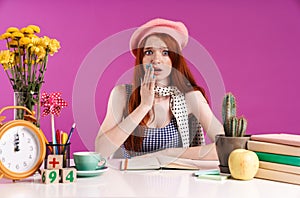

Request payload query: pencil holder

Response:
[44,142,71,168]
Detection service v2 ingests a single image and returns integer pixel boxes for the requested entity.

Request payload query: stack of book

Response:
[247,133,300,185]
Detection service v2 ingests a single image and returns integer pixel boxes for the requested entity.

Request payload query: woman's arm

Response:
[136,144,218,160]
[95,85,150,157]
[164,144,218,160]
[185,90,224,142]
[96,67,156,157]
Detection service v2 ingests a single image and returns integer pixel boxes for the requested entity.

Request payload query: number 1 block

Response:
[60,167,77,183]
[41,169,60,184]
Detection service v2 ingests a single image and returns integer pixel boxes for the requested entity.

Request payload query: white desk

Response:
[1,160,300,198]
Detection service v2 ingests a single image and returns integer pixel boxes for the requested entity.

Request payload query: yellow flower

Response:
[11,32,24,39]
[6,27,19,33]
[36,46,46,59]
[31,37,41,45]
[0,50,10,64]
[19,37,31,46]
[40,36,50,48]
[0,32,11,40]
[8,40,18,48]
[20,27,34,34]
[30,45,39,54]
[0,50,14,70]
[27,25,40,33]
[48,39,61,55]
[26,34,38,39]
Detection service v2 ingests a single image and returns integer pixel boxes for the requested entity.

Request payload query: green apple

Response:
[228,149,259,180]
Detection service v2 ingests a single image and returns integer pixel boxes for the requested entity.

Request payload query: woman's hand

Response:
[140,64,155,110]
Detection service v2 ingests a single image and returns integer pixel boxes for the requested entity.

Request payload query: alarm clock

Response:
[0,106,46,180]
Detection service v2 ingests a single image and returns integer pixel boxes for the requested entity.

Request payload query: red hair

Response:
[124,33,208,152]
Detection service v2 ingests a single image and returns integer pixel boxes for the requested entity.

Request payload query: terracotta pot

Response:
[215,134,250,174]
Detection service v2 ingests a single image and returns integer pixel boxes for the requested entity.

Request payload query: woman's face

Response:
[142,35,172,84]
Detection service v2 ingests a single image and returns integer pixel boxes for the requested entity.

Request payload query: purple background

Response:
[1,0,300,154]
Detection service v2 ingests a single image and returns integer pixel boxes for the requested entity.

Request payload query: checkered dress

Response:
[121,117,182,158]
[121,84,205,158]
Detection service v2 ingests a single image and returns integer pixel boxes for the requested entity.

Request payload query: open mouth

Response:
[154,68,162,72]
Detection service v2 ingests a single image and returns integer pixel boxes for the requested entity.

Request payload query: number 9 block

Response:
[41,169,60,184]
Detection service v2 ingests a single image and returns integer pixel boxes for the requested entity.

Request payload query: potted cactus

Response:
[215,93,250,174]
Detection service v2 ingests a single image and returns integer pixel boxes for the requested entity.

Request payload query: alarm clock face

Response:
[0,125,42,174]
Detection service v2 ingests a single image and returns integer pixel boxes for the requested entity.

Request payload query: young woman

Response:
[95,18,224,159]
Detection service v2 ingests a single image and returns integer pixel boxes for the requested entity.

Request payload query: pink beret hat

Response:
[130,18,189,57]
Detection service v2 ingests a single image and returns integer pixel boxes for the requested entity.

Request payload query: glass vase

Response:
[14,91,41,127]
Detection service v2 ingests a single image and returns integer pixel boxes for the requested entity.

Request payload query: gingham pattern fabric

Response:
[121,117,181,158]
[154,86,190,148]
[143,117,181,151]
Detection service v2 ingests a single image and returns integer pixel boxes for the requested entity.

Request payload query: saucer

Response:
[76,166,109,177]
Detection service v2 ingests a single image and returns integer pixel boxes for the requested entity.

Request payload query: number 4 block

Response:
[60,167,77,183]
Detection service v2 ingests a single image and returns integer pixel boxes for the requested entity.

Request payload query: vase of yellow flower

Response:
[14,91,41,125]
[0,25,60,127]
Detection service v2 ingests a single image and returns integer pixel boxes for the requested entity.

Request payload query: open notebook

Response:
[120,156,219,171]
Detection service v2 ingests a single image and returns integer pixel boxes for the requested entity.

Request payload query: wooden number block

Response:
[60,167,77,183]
[41,169,60,184]
[47,155,63,169]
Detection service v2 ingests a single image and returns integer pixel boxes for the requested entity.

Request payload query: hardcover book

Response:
[250,133,300,147]
[259,161,300,175]
[247,140,300,157]
[255,168,300,185]
[255,152,300,167]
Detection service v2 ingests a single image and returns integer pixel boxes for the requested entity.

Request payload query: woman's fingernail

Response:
[146,64,151,69]
[153,75,155,79]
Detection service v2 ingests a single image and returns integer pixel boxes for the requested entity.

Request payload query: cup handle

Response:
[96,157,106,169]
